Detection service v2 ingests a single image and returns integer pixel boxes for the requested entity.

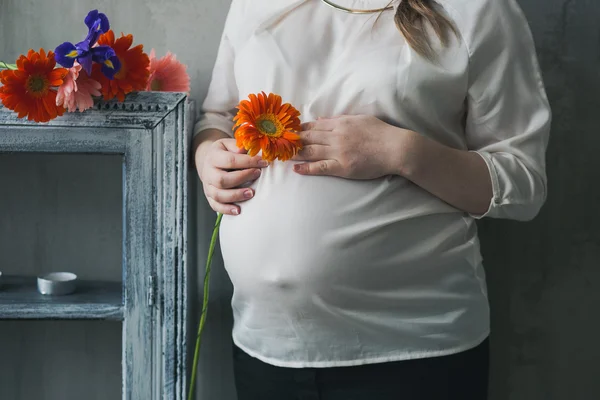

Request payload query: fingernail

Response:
[244,190,253,199]
[253,169,262,177]
[259,160,269,167]
[231,208,239,215]
[293,164,301,172]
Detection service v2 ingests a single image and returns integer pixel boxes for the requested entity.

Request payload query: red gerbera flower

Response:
[233,92,303,162]
[91,30,150,102]
[0,49,68,122]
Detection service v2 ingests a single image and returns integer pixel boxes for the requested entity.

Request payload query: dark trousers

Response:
[233,338,489,400]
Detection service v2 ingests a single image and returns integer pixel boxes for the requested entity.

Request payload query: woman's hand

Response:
[292,115,407,179]
[291,115,494,216]
[198,138,268,215]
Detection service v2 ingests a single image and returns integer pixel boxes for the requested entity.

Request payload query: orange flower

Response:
[0,49,68,122]
[91,30,150,102]
[233,92,302,162]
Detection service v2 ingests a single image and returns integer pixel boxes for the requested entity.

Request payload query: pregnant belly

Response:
[219,160,469,305]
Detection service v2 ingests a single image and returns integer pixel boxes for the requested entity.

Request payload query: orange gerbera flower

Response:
[91,30,150,102]
[0,49,68,122]
[233,92,302,162]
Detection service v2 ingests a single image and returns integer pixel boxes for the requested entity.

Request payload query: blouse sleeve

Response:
[193,0,242,138]
[464,0,551,221]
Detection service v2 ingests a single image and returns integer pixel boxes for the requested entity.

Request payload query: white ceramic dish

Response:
[37,272,77,296]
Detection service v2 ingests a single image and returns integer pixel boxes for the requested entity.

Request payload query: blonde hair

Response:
[393,0,458,59]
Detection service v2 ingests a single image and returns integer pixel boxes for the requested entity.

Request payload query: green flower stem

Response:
[188,212,223,400]
[0,61,17,70]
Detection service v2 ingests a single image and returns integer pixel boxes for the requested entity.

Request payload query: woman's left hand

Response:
[292,115,408,179]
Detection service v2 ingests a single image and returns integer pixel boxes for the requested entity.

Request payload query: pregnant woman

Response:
[193,0,551,398]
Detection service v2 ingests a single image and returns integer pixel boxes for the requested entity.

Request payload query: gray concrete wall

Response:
[0,0,597,399]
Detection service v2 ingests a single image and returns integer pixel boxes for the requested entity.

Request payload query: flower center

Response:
[256,114,284,137]
[259,119,277,134]
[26,74,49,97]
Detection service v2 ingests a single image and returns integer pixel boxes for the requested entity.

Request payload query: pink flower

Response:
[56,63,102,112]
[146,49,190,94]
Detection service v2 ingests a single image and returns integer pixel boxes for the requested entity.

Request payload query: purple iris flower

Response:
[83,10,109,45]
[54,10,120,79]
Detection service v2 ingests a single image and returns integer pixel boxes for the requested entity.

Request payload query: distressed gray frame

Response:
[0,92,190,400]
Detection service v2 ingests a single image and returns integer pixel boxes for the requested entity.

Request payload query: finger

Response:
[293,160,341,176]
[207,167,262,189]
[207,198,241,216]
[291,144,330,162]
[298,129,331,146]
[320,115,345,120]
[212,149,269,170]
[301,118,337,132]
[221,138,249,154]
[207,185,255,204]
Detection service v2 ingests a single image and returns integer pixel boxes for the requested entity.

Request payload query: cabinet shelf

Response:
[0,275,123,320]
[0,92,190,399]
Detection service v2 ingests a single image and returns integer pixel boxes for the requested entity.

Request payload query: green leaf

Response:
[0,61,18,70]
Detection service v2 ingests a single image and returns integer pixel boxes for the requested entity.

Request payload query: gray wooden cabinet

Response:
[0,92,191,400]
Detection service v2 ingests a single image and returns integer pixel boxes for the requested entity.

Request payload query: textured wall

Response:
[0,0,598,399]
[481,0,600,398]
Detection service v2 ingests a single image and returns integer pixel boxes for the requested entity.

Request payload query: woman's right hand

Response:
[199,138,268,215]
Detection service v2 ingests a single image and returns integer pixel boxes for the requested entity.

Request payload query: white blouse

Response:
[195,0,551,368]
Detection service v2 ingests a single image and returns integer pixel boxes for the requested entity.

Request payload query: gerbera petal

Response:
[278,114,292,125]
[249,93,259,114]
[116,33,134,52]
[0,49,66,122]
[97,30,115,47]
[258,92,267,113]
[271,94,282,114]
[16,56,26,71]
[48,68,69,86]
[30,98,45,122]
[282,130,301,140]
[42,93,58,120]
[279,103,291,115]
[238,100,255,118]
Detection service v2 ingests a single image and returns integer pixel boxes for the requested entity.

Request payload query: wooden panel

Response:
[156,100,189,400]
[0,276,123,320]
[178,100,192,400]
[122,130,155,400]
[162,101,178,400]
[0,127,127,154]
[0,92,187,130]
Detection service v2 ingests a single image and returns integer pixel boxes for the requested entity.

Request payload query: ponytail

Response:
[394,0,458,59]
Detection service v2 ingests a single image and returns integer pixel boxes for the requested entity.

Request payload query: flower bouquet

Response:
[0,10,190,122]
